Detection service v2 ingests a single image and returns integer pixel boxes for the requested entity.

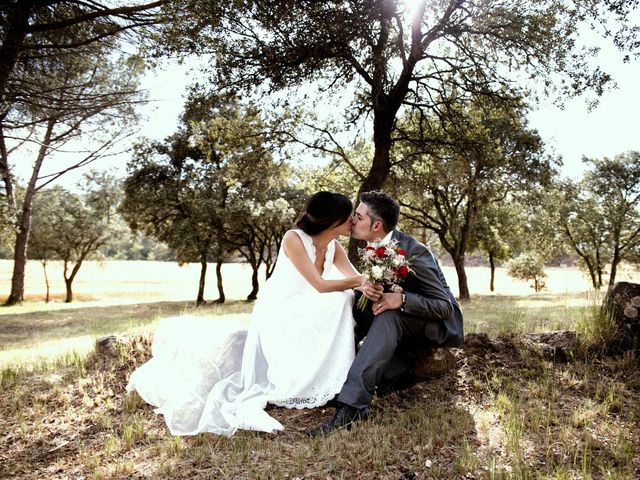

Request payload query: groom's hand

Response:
[372,292,403,316]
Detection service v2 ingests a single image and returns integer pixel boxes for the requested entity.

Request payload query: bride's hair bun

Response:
[296,191,353,235]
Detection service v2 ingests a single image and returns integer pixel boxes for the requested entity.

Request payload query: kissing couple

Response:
[127,191,464,437]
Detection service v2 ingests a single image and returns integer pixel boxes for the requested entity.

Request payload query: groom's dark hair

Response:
[296,191,353,235]
[360,191,400,232]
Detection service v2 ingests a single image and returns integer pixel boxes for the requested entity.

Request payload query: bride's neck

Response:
[310,230,334,249]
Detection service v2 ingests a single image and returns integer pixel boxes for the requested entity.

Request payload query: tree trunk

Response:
[63,253,89,304]
[574,250,598,289]
[348,169,387,260]
[0,126,16,208]
[587,262,598,289]
[214,259,225,304]
[196,257,207,306]
[236,243,261,301]
[6,226,29,305]
[596,249,604,288]
[348,97,397,261]
[608,248,621,288]
[489,253,495,292]
[5,118,55,305]
[64,277,73,303]
[247,263,259,301]
[452,254,470,302]
[41,260,50,303]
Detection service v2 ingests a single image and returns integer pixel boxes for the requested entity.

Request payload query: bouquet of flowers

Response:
[356,239,412,311]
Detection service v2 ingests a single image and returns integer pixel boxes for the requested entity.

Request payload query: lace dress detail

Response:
[127,229,355,436]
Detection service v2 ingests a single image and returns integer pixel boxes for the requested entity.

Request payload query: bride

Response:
[127,191,363,436]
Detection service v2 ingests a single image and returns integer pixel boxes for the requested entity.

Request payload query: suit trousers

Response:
[338,299,440,409]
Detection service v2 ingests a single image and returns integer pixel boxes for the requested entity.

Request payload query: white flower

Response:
[371,265,384,280]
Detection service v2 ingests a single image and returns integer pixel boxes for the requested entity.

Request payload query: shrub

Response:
[506,253,547,292]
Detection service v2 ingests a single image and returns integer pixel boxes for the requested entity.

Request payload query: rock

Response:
[410,347,457,380]
[462,332,494,350]
[604,282,640,353]
[518,331,578,362]
[95,335,122,357]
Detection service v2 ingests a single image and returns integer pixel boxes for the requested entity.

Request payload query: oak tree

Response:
[392,94,551,300]
[157,0,639,195]
[28,172,125,302]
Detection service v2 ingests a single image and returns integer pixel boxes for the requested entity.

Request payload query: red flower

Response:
[365,245,375,251]
[375,246,387,258]
[396,248,406,256]
[398,265,410,277]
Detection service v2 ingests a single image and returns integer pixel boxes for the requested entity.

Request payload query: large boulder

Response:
[604,282,640,353]
[411,347,458,380]
[517,331,578,362]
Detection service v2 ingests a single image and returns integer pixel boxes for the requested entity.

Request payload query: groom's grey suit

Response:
[337,229,464,409]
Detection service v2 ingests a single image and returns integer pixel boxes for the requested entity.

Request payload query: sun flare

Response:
[403,0,427,14]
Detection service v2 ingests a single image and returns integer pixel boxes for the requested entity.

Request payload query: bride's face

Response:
[332,216,353,237]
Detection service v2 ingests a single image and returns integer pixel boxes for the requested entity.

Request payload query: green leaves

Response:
[121,96,303,299]
[552,152,640,288]
[29,172,124,263]
[506,253,547,292]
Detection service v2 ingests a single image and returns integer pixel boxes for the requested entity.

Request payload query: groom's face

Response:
[351,202,385,241]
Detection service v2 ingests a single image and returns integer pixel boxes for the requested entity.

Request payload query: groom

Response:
[308,191,464,436]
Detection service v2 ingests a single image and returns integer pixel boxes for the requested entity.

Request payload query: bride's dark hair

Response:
[296,191,353,236]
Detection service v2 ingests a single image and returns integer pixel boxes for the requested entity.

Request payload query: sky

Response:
[527,42,640,178]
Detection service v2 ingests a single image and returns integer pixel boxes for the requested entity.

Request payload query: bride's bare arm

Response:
[333,241,360,278]
[282,231,363,293]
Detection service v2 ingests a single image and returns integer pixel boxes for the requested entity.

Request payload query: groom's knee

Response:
[371,311,404,338]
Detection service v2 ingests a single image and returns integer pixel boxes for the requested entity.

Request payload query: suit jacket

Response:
[393,230,464,347]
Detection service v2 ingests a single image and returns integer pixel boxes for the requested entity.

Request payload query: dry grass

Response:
[1,331,638,479]
[0,260,267,306]
[0,300,253,370]
[1,261,639,479]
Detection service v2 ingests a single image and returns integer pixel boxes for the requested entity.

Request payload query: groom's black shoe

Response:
[306,403,369,437]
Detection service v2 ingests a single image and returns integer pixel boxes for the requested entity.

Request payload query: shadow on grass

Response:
[0,349,479,479]
[1,332,638,479]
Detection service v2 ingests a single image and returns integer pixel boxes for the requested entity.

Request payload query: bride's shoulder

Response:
[284,228,310,240]
[284,228,303,239]
[282,229,307,247]
[332,238,347,254]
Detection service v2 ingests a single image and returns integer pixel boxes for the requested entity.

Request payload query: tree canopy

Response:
[157,0,639,196]
[122,97,304,303]
[28,172,125,302]
[1,0,163,305]
[391,93,552,300]
[553,152,640,289]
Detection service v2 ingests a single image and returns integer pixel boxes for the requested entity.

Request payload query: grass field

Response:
[4,259,633,305]
[0,259,624,369]
[0,260,638,479]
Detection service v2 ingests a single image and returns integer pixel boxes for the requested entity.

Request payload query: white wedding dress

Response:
[127,229,355,436]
